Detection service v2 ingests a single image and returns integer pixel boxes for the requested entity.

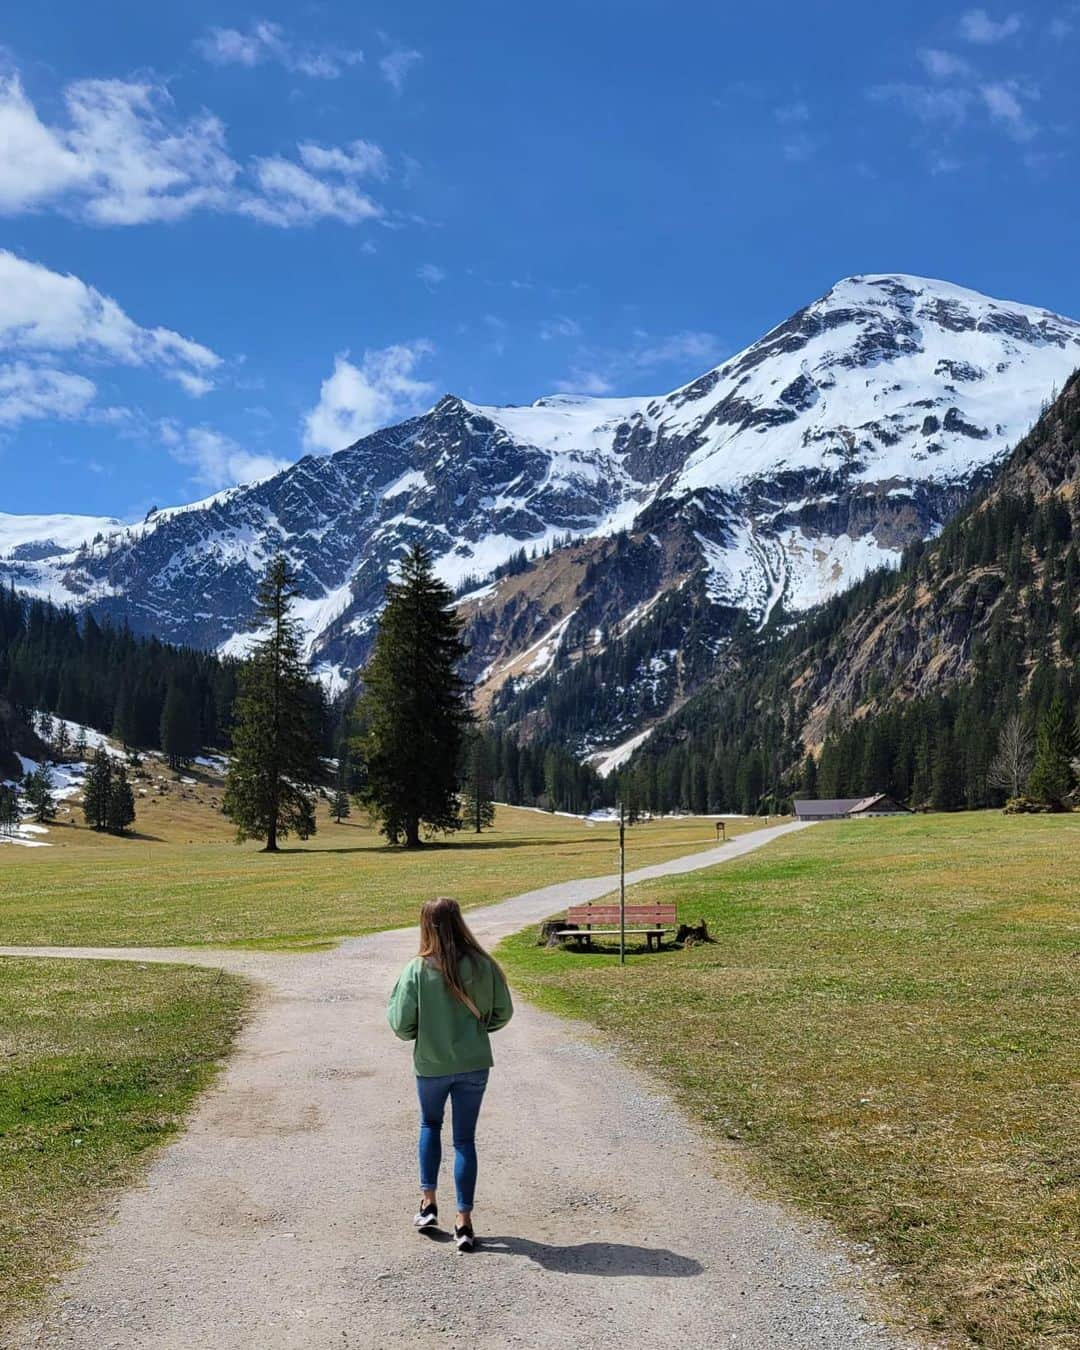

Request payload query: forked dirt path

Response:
[2,822,913,1349]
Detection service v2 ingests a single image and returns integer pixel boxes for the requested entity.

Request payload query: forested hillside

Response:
[615,370,1080,814]
[0,587,241,767]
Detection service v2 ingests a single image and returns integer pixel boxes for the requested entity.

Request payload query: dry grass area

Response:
[498,812,1080,1349]
[0,957,249,1326]
[0,789,767,947]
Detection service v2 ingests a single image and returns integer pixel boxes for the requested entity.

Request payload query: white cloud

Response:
[959,8,1023,43]
[980,80,1038,138]
[868,82,973,127]
[918,48,973,78]
[0,249,221,389]
[298,140,387,179]
[195,21,363,79]
[302,344,435,452]
[379,46,422,92]
[0,362,97,425]
[416,263,446,288]
[0,67,388,229]
[159,421,289,490]
[629,331,722,369]
[552,369,615,396]
[241,157,382,227]
[553,329,721,396]
[539,316,582,341]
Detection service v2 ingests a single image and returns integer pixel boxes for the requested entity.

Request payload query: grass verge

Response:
[0,957,250,1326]
[497,812,1080,1349]
[0,808,766,948]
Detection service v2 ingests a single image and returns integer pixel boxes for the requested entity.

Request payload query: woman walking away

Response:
[387,897,514,1252]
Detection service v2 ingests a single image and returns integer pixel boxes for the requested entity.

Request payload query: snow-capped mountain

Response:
[3,274,1079,719]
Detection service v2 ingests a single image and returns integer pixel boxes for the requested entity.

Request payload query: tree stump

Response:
[674,919,712,946]
[539,918,577,948]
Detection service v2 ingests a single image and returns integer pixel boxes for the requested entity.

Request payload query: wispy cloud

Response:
[539,316,582,341]
[980,79,1038,139]
[379,43,422,93]
[917,48,973,78]
[195,21,363,79]
[869,81,973,127]
[959,8,1024,43]
[302,343,435,453]
[0,361,97,426]
[552,368,615,396]
[159,421,289,491]
[0,68,391,229]
[553,329,722,395]
[416,263,446,288]
[869,28,1040,152]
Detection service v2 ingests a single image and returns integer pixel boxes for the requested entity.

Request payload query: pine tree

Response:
[0,785,19,835]
[930,732,963,811]
[23,766,57,823]
[1029,694,1075,809]
[331,787,351,823]
[107,763,136,834]
[461,733,496,833]
[82,747,112,830]
[358,544,471,847]
[160,684,201,770]
[330,742,352,823]
[223,556,321,851]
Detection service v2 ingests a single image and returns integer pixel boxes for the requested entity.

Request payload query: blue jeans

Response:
[416,1069,489,1212]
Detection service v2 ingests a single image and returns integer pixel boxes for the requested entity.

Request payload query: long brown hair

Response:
[418,897,497,1012]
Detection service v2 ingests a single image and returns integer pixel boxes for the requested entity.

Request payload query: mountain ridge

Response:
[3,273,1078,734]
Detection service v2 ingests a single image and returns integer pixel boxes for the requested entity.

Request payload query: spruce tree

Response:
[462,733,496,833]
[23,766,57,823]
[223,556,321,851]
[107,763,136,834]
[930,733,962,811]
[1029,694,1075,809]
[359,544,471,847]
[0,785,18,835]
[82,747,112,830]
[160,684,201,770]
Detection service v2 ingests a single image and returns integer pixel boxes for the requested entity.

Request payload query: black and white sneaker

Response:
[413,1202,438,1231]
[454,1222,476,1253]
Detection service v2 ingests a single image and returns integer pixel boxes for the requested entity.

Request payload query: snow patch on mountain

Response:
[0,511,123,560]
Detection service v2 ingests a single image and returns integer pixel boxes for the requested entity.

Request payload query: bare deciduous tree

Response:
[988,713,1034,798]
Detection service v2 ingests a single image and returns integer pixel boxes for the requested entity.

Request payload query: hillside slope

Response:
[620,370,1080,812]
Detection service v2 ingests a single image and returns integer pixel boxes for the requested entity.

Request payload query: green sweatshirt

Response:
[387,953,514,1077]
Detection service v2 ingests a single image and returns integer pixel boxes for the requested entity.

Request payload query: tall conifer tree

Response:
[462,733,496,833]
[160,684,201,770]
[223,556,321,851]
[1029,693,1075,808]
[359,544,471,847]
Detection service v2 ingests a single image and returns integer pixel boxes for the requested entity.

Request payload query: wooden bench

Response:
[555,902,678,951]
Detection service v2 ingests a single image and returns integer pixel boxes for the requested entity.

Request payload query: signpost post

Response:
[619,800,626,966]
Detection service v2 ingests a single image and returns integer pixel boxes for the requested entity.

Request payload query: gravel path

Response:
[1,821,913,1349]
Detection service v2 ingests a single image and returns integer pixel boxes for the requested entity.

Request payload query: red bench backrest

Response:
[565,903,677,924]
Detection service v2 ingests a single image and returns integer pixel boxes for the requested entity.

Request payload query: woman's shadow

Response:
[474,1235,702,1277]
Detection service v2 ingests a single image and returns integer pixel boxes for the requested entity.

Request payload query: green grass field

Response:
[0,806,761,949]
[498,812,1080,1350]
[0,957,250,1325]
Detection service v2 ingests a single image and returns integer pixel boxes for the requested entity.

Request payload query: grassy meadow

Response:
[498,812,1080,1349]
[0,801,763,949]
[0,957,250,1324]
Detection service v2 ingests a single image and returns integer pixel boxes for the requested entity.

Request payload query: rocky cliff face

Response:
[3,274,1078,738]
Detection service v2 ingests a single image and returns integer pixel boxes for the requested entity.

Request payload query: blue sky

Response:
[1,0,1077,518]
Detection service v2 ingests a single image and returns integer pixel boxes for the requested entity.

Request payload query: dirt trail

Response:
[2,821,912,1349]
